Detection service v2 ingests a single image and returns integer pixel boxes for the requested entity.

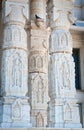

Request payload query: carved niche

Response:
[49,54,76,98]
[29,53,47,73]
[64,103,72,122]
[30,74,48,104]
[6,52,22,88]
[1,49,28,96]
[36,112,44,127]
[57,55,71,90]
[59,60,70,89]
[50,30,72,53]
[3,26,27,48]
[12,53,22,88]
[61,33,68,46]
[12,99,22,120]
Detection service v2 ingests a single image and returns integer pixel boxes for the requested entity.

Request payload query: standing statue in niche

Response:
[60,61,70,89]
[61,34,67,47]
[37,79,43,103]
[12,54,22,88]
[36,112,44,127]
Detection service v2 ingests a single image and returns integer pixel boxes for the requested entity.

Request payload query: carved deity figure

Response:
[37,78,44,103]
[60,61,70,89]
[61,34,67,46]
[12,54,22,87]
[36,112,44,127]
[64,104,72,121]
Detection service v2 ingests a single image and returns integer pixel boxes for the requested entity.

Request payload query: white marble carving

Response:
[29,0,49,127]
[12,99,22,120]
[48,0,82,128]
[36,112,44,127]
[0,0,31,128]
[50,30,72,53]
[0,0,83,128]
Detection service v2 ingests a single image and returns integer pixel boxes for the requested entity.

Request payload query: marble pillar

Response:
[0,0,31,128]
[47,0,82,128]
[29,0,49,127]
[82,104,84,127]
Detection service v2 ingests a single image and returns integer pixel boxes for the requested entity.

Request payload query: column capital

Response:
[48,0,76,30]
[2,0,29,26]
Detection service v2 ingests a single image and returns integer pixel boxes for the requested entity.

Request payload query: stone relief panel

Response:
[3,26,27,49]
[36,112,44,127]
[12,99,22,121]
[50,30,72,54]
[1,49,28,96]
[30,30,49,52]
[12,53,22,88]
[64,103,72,122]
[29,52,48,73]
[29,73,48,105]
[30,110,47,127]
[49,54,76,99]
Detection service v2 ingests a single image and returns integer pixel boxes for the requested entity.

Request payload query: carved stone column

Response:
[82,104,84,127]
[48,0,82,128]
[29,0,49,127]
[0,0,31,127]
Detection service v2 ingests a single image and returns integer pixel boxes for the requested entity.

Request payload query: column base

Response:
[48,99,82,128]
[51,123,82,128]
[0,123,31,128]
[0,96,32,128]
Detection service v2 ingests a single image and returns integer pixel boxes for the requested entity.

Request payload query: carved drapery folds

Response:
[48,0,82,128]
[0,0,31,127]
